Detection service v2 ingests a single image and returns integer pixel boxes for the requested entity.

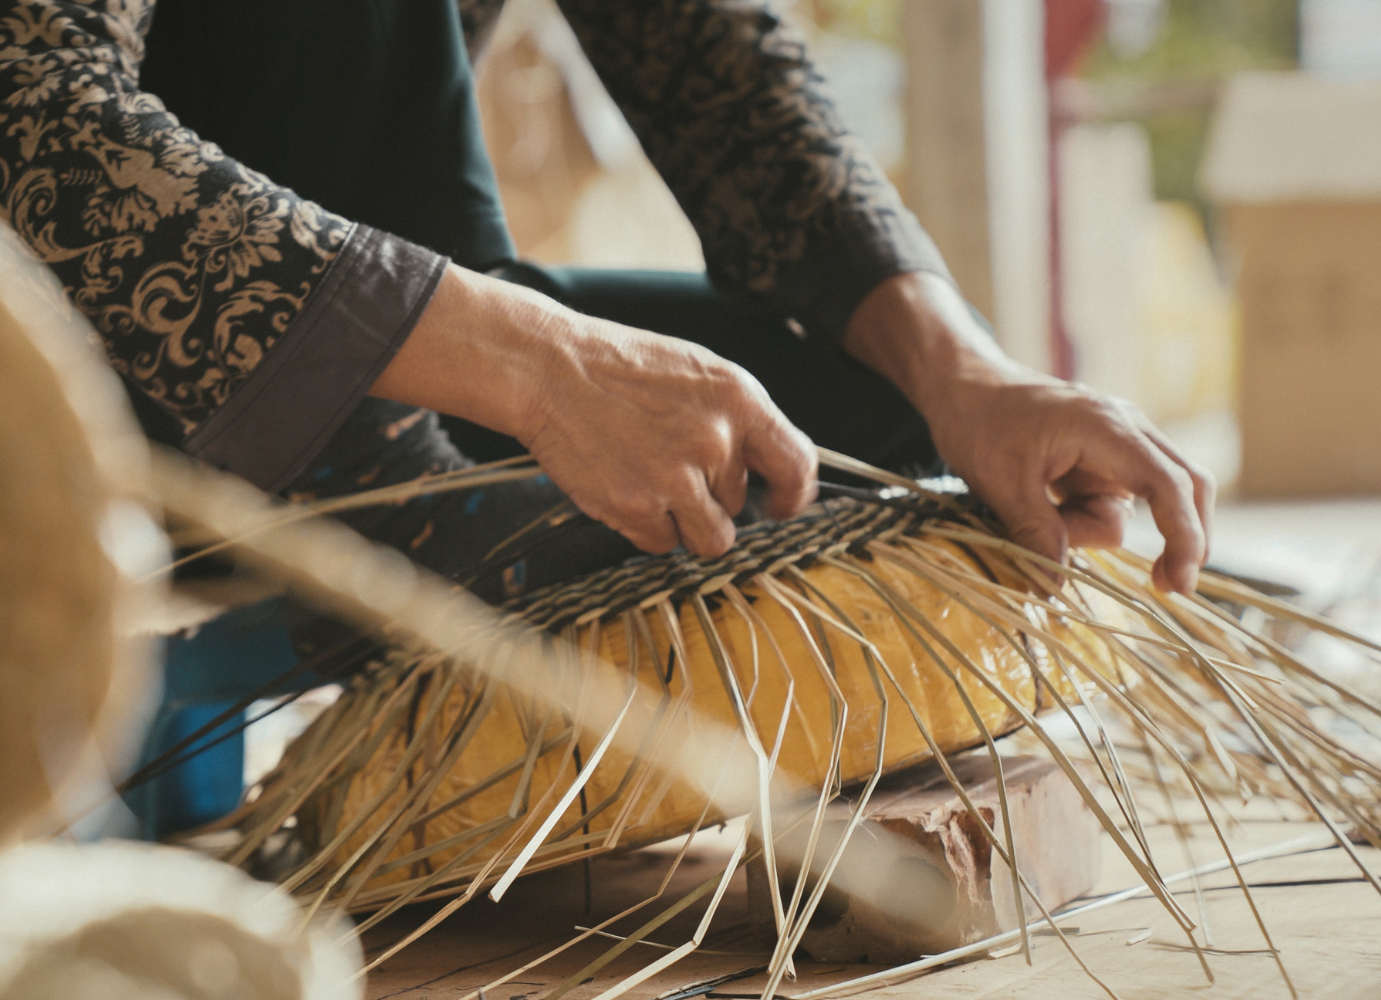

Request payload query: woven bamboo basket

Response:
[276,492,1122,906]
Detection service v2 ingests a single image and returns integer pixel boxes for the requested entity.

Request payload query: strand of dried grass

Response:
[155,455,546,579]
[883,548,1269,986]
[799,554,1120,995]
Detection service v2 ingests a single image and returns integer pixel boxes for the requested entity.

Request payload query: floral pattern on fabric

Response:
[558,2,898,292]
[0,0,934,445]
[0,0,351,434]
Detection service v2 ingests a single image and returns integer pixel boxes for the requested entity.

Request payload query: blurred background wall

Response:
[473,0,1381,498]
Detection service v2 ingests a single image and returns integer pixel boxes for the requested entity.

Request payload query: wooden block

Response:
[747,754,1102,964]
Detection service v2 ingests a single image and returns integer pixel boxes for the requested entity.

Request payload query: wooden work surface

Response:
[362,815,1381,1000]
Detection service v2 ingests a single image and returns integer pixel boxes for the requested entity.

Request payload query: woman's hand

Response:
[370,264,818,558]
[844,272,1215,593]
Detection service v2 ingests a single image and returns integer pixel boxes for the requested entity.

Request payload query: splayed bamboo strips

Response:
[144,447,1381,1000]
[803,555,1119,996]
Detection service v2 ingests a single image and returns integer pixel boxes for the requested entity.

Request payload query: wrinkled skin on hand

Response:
[514,322,817,556]
[370,264,818,558]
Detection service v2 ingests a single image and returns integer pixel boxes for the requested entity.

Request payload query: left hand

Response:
[842,272,1215,594]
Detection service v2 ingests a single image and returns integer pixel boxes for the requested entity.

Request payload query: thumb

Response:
[986,480,1070,578]
[742,413,818,521]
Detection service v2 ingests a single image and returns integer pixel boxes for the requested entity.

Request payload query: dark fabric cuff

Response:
[184,224,448,492]
[776,206,953,342]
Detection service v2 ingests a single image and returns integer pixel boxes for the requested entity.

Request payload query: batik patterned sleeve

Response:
[554,0,952,340]
[0,0,447,490]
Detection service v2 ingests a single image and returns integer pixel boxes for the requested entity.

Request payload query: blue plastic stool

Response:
[125,597,332,840]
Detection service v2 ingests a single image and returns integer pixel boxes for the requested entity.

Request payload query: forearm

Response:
[841,272,1031,426]
[368,263,564,440]
[371,262,818,557]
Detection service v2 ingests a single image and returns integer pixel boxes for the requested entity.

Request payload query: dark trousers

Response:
[281,266,941,606]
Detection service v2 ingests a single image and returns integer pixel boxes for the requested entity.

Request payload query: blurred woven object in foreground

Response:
[0,223,160,842]
[0,223,365,1000]
[0,842,359,1000]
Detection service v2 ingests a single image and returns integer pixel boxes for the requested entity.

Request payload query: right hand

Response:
[371,264,818,558]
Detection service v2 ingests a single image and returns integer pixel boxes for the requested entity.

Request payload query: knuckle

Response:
[1166,464,1196,499]
[667,468,704,501]
[703,417,735,460]
[708,359,748,393]
[1185,458,1216,491]
[1068,391,1115,423]
[1089,395,1131,425]
[1070,387,1140,427]
[1149,462,1192,500]
[728,367,773,412]
[724,359,761,391]
[1111,395,1145,420]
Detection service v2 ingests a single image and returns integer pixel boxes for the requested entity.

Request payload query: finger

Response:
[1059,492,1134,549]
[1049,465,1125,505]
[1137,420,1217,563]
[982,471,1071,581]
[604,506,680,555]
[1083,428,1205,593]
[741,411,817,521]
[707,458,749,519]
[669,474,738,558]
